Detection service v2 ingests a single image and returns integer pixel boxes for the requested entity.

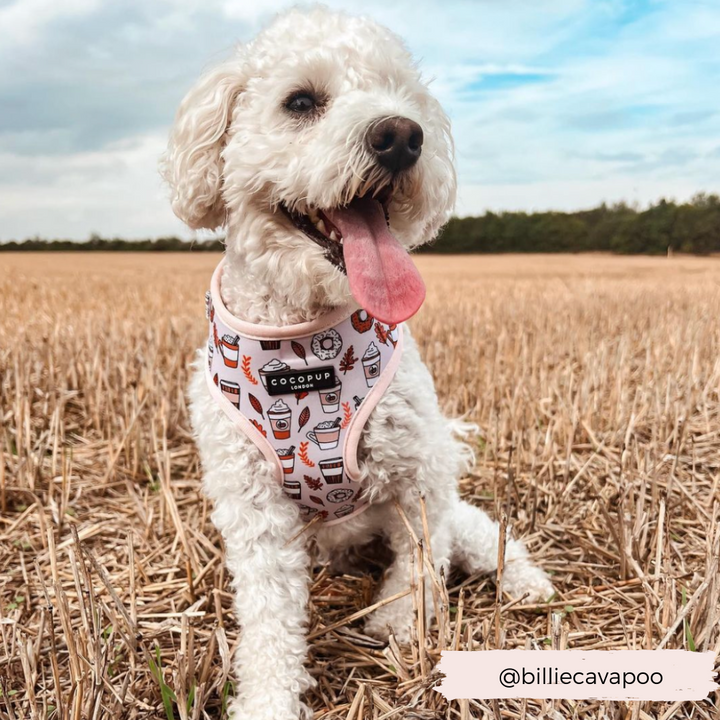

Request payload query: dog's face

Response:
[163,7,456,323]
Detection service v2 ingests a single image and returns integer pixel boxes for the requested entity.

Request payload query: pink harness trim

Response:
[205,260,404,525]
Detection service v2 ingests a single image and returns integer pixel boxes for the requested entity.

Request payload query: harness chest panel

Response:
[205,262,404,525]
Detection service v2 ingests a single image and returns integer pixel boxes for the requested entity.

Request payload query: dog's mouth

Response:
[283,184,426,324]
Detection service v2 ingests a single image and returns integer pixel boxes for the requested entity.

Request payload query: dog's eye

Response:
[285,92,317,114]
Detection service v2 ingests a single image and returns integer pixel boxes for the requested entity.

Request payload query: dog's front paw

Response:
[227,696,313,720]
[502,560,555,603]
[364,613,413,645]
[364,595,423,645]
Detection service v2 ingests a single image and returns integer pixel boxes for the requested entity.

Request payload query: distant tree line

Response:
[422,194,720,255]
[2,195,719,255]
[0,233,224,252]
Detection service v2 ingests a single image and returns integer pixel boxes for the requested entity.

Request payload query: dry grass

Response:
[1,251,719,720]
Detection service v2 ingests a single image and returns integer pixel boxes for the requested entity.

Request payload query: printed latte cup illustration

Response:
[282,478,301,499]
[220,380,240,408]
[277,447,296,474]
[319,457,344,484]
[268,399,292,440]
[319,380,342,413]
[362,342,381,387]
[219,334,240,368]
[307,419,341,450]
[259,358,291,390]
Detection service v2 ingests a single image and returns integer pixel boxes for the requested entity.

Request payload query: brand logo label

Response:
[266,366,337,396]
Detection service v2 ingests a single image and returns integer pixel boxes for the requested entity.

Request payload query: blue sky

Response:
[1,0,719,240]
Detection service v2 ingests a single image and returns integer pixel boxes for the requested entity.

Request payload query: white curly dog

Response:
[162,7,553,719]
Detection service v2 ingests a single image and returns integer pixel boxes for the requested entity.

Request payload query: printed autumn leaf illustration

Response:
[375,322,389,345]
[213,373,219,386]
[299,442,315,468]
[317,510,329,520]
[338,345,358,374]
[309,495,325,506]
[304,475,323,491]
[248,393,264,417]
[291,341,308,365]
[250,419,267,438]
[341,401,353,429]
[242,356,258,385]
[295,391,309,404]
[298,406,310,431]
[213,323,220,349]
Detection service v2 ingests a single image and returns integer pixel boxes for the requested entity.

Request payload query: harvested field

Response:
[1,252,719,719]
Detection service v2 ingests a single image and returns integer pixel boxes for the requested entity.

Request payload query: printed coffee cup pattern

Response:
[319,380,342,414]
[206,274,404,525]
[259,358,291,390]
[282,479,301,499]
[268,399,292,440]
[318,457,344,484]
[220,380,240,408]
[220,334,240,368]
[277,446,296,474]
[306,418,341,450]
[362,341,381,387]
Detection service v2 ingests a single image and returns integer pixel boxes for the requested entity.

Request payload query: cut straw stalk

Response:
[1,253,719,719]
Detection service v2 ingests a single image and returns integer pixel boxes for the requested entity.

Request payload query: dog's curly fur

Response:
[162,7,553,719]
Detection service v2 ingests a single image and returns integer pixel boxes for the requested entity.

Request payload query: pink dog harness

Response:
[205,261,404,525]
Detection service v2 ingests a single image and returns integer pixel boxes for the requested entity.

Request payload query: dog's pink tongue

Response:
[327,197,426,325]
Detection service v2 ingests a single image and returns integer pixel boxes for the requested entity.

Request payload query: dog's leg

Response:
[364,498,453,643]
[450,496,554,602]
[212,491,314,720]
[190,370,313,720]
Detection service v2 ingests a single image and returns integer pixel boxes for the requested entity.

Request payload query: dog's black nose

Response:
[367,116,423,173]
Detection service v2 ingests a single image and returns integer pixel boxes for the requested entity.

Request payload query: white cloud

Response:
[0,134,188,240]
[0,0,100,47]
[457,178,711,216]
[1,0,719,240]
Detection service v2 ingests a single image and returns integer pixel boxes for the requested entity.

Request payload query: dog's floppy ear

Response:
[161,58,246,230]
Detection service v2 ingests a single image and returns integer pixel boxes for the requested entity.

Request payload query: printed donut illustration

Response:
[326,488,354,504]
[351,309,374,333]
[311,328,342,360]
